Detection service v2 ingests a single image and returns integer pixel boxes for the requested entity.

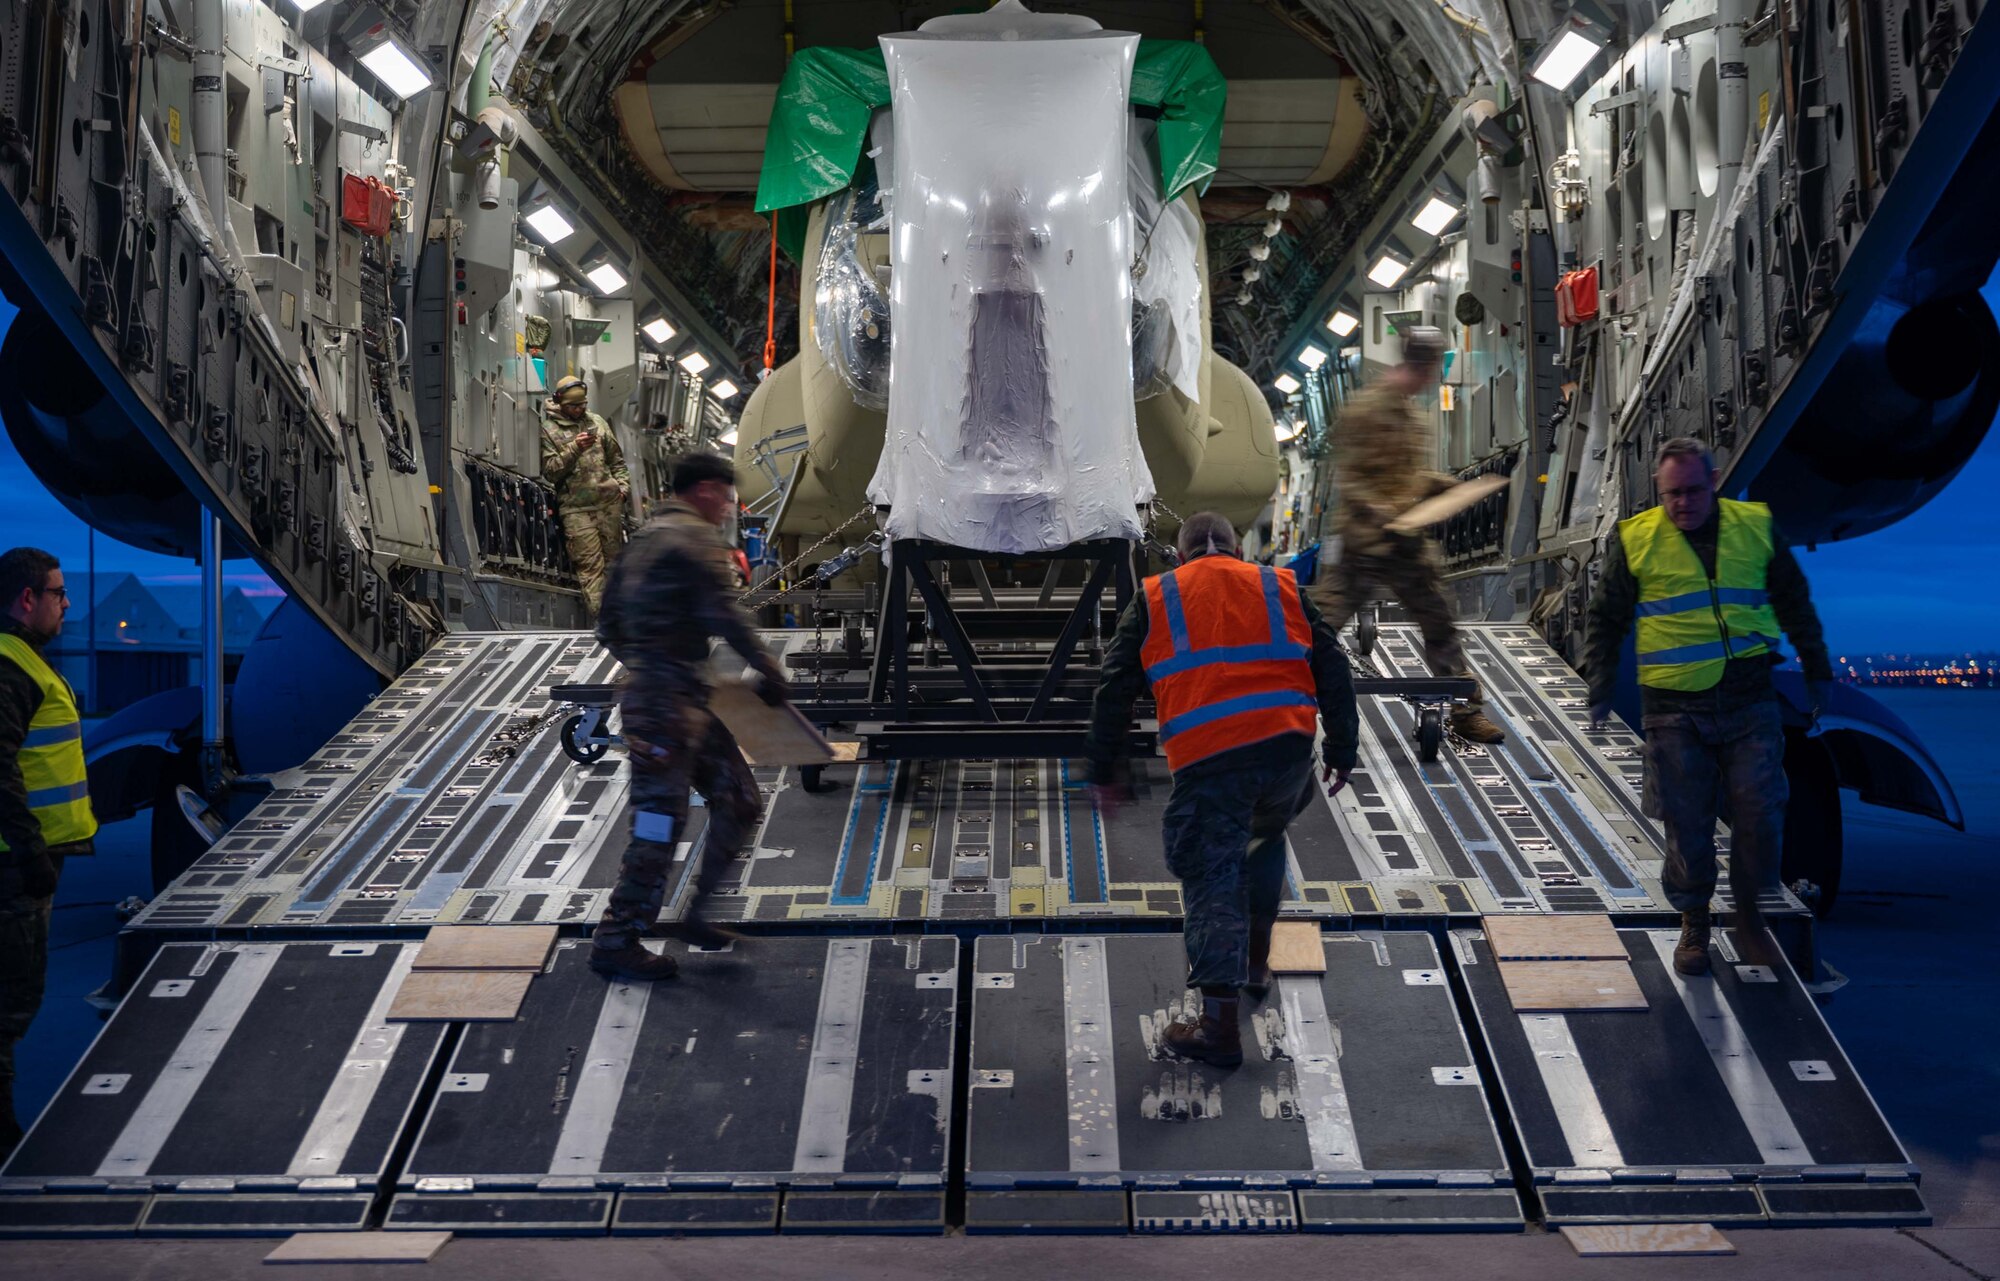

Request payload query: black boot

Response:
[1674,908,1712,976]
[670,886,742,951]
[1245,917,1277,1002]
[589,942,679,981]
[1162,988,1244,1069]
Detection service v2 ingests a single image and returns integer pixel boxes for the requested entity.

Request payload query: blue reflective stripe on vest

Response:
[22,722,82,749]
[26,780,89,808]
[1159,690,1318,742]
[1160,572,1192,655]
[1635,586,1771,617]
[1636,638,1733,666]
[1145,640,1311,681]
[1260,567,1286,644]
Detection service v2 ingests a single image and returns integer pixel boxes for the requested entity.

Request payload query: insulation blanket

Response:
[868,3,1155,552]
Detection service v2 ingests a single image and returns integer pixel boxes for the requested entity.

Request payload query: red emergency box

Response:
[340,172,395,237]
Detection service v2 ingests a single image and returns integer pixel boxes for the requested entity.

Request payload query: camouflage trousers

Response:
[591,688,762,952]
[1161,753,1316,989]
[1314,526,1482,705]
[0,848,66,1149]
[562,505,626,617]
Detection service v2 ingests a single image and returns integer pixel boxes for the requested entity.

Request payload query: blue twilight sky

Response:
[0,288,1996,653]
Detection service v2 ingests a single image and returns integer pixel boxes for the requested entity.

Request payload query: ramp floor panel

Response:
[395,935,957,1207]
[127,628,1734,935]
[0,941,444,1233]
[1452,925,1924,1226]
[963,932,1520,1232]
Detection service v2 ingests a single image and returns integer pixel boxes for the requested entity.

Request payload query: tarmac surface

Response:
[3,688,1994,1278]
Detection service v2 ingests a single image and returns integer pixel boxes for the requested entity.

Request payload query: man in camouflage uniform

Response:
[1311,326,1505,744]
[542,374,630,616]
[589,453,789,981]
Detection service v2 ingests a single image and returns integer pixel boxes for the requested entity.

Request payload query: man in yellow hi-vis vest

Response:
[1583,440,1832,977]
[0,548,96,1158]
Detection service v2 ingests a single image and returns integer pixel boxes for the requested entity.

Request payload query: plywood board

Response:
[388,970,533,1022]
[1560,1223,1735,1256]
[1497,960,1647,1011]
[1266,921,1327,973]
[413,925,557,972]
[708,676,836,767]
[265,1231,452,1264]
[1385,474,1510,533]
[1483,914,1626,961]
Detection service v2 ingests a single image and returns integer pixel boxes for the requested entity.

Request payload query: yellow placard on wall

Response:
[167,107,182,147]
[1757,92,1771,134]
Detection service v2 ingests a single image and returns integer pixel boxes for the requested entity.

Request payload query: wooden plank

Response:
[1266,921,1327,973]
[1483,914,1626,961]
[707,675,836,766]
[1385,474,1510,533]
[1497,959,1647,1011]
[387,970,533,1022]
[1560,1223,1735,1256]
[412,925,557,972]
[265,1231,452,1264]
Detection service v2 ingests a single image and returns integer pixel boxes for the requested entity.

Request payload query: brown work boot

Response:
[1450,706,1506,744]
[589,943,679,981]
[671,916,743,951]
[1673,908,1712,976]
[1732,909,1784,970]
[1245,917,1277,1002]
[1163,990,1244,1069]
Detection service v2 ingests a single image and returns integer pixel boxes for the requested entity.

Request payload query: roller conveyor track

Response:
[124,626,1802,939]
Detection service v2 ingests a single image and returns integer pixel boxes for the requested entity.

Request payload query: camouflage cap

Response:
[553,374,589,404]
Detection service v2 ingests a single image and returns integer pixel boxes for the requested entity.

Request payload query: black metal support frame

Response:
[865,539,1135,727]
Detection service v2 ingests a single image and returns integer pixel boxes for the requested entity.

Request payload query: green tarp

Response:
[753,39,1226,258]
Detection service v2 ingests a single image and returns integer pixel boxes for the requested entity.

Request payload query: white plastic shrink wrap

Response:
[868,4,1155,552]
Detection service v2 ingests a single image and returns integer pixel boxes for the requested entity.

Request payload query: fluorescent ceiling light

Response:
[641,317,676,345]
[357,39,434,100]
[290,0,333,10]
[1275,417,1300,443]
[718,428,739,446]
[677,350,711,376]
[1326,309,1360,337]
[1273,372,1301,395]
[585,262,627,294]
[1297,345,1329,371]
[1368,254,1409,288]
[1412,195,1461,236]
[709,379,740,400]
[1531,28,1604,91]
[523,205,574,243]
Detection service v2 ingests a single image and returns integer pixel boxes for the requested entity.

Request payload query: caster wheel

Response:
[1356,610,1378,658]
[560,712,608,764]
[1416,705,1444,762]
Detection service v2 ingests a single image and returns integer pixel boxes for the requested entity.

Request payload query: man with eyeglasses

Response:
[1584,439,1831,976]
[0,547,96,1157]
